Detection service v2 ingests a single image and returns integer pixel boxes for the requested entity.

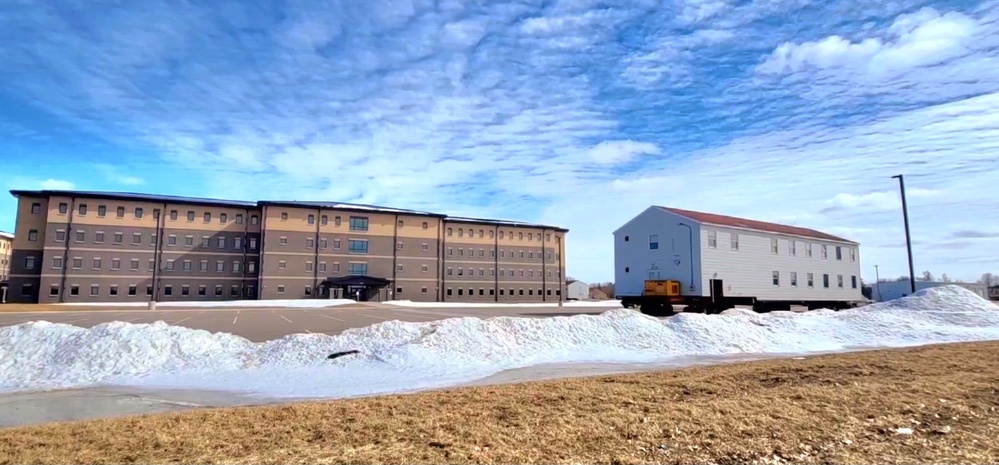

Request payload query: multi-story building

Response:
[0,231,12,282]
[6,190,567,304]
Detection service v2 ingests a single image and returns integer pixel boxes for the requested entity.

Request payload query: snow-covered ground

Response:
[57,299,358,308]
[1,286,997,401]
[383,299,622,308]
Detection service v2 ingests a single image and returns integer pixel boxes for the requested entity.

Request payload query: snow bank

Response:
[385,299,623,308]
[57,299,358,308]
[2,286,997,399]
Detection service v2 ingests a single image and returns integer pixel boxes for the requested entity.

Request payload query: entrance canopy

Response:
[321,275,391,287]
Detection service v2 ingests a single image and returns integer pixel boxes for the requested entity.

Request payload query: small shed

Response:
[566,280,589,300]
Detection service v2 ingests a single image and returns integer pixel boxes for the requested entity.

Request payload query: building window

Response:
[396,264,403,272]
[128,285,137,296]
[90,285,99,296]
[204,212,211,223]
[72,257,82,269]
[807,273,814,287]
[821,245,828,259]
[183,260,191,271]
[397,241,403,251]
[165,259,173,271]
[835,246,842,260]
[279,236,287,246]
[708,231,717,248]
[348,262,368,275]
[333,263,340,273]
[850,248,856,262]
[52,257,63,269]
[231,285,240,297]
[349,216,369,231]
[823,274,830,288]
[320,238,328,249]
[334,216,341,227]
[319,262,327,272]
[250,215,259,225]
[55,230,66,242]
[167,235,176,246]
[199,285,207,296]
[249,238,257,250]
[771,238,778,254]
[216,261,225,272]
[135,207,143,219]
[278,260,286,270]
[50,284,60,296]
[109,285,119,296]
[305,286,313,296]
[348,239,368,254]
[58,202,68,214]
[170,210,178,220]
[308,214,315,225]
[233,260,241,272]
[202,236,210,247]
[731,233,739,250]
[31,202,41,214]
[220,213,228,224]
[78,204,87,215]
[113,232,123,244]
[806,243,812,258]
[306,237,315,248]
[187,211,195,221]
[28,229,38,241]
[217,237,226,249]
[95,232,104,243]
[151,233,157,245]
[421,287,428,294]
[321,215,328,226]
[277,284,285,293]
[131,259,140,271]
[215,285,223,296]
[235,214,243,224]
[306,261,314,272]
[75,230,85,242]
[790,271,798,287]
[116,206,125,218]
[21,283,34,296]
[132,233,142,245]
[649,234,659,250]
[851,275,858,289]
[248,261,256,273]
[837,274,844,288]
[789,241,796,256]
[93,258,102,270]
[234,237,243,249]
[423,222,429,229]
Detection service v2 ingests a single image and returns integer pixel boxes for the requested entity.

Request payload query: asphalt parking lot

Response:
[0,303,620,342]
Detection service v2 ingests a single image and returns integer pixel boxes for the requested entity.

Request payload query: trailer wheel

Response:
[640,302,676,317]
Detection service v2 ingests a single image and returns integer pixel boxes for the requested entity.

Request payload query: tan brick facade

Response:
[6,191,568,304]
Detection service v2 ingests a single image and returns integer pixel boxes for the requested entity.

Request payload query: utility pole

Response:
[891,174,916,295]
[874,265,882,301]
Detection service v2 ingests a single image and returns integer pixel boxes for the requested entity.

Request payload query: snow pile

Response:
[385,300,622,308]
[1,286,997,399]
[58,299,358,308]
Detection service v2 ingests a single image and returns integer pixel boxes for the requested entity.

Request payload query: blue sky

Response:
[1,0,997,284]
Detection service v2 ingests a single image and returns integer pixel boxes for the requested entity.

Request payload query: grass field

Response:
[2,341,997,464]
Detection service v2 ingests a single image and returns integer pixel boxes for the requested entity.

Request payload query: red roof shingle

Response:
[659,206,855,243]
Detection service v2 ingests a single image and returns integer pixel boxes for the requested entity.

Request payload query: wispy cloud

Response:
[1,0,998,282]
[39,179,75,190]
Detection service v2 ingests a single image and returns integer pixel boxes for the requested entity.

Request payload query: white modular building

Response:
[614,206,865,309]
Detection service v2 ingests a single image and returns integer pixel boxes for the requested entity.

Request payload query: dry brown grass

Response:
[2,341,998,464]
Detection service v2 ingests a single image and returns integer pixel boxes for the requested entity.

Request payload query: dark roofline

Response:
[10,190,258,209]
[257,200,446,217]
[443,216,569,232]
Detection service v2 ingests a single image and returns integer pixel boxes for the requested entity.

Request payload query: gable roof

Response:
[659,206,856,244]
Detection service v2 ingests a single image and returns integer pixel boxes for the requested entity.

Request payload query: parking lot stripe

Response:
[316,314,344,322]
[172,317,192,325]
[232,315,238,325]
[277,314,292,323]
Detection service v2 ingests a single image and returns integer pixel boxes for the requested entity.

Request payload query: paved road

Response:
[0,303,619,342]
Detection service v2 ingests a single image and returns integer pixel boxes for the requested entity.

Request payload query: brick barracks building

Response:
[5,190,568,304]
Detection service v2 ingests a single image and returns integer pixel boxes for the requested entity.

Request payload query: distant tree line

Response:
[879,271,998,287]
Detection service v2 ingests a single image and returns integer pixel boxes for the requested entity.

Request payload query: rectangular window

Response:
[113,232,123,244]
[116,206,125,218]
[235,214,243,224]
[821,245,828,259]
[319,262,327,272]
[279,236,287,246]
[349,216,369,231]
[321,215,328,226]
[251,215,259,225]
[165,259,173,271]
[109,285,119,296]
[50,284,60,296]
[132,233,141,245]
[150,233,157,245]
[231,285,240,297]
[348,239,368,254]
[281,212,288,221]
[823,274,830,288]
[772,271,780,286]
[249,238,257,250]
[278,260,286,270]
[731,233,739,250]
[397,241,403,251]
[233,260,241,272]
[188,211,195,221]
[835,246,843,260]
[216,261,225,272]
[90,285,99,296]
[789,241,796,256]
[234,237,243,249]
[333,263,340,273]
[850,248,856,262]
[220,213,227,224]
[31,202,41,214]
[649,234,659,250]
[837,274,844,288]
[170,210,178,220]
[305,286,313,296]
[135,207,143,219]
[771,238,778,254]
[851,275,858,289]
[790,271,798,287]
[167,235,176,246]
[198,260,207,272]
[308,214,315,225]
[204,212,211,223]
[334,216,341,227]
[215,285,223,296]
[806,243,812,258]
[183,260,191,271]
[128,285,137,296]
[306,261,314,272]
[277,284,285,293]
[75,230,85,242]
[72,257,82,269]
[55,229,66,242]
[248,261,256,273]
[306,237,315,248]
[92,258,102,270]
[110,259,121,270]
[348,262,368,275]
[58,202,68,214]
[52,257,63,269]
[147,285,154,296]
[708,231,717,248]
[202,236,210,247]
[78,204,87,215]
[28,229,38,241]
[199,285,207,296]
[130,259,139,271]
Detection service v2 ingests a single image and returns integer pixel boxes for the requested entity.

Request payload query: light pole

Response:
[891,174,916,294]
[874,264,882,301]
[677,222,695,291]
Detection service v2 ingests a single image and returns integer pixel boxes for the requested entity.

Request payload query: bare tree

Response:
[940,273,953,283]
[980,273,997,287]
[919,270,935,282]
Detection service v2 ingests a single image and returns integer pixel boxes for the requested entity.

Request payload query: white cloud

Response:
[758,7,983,77]
[589,140,662,164]
[39,179,75,190]
[95,164,145,186]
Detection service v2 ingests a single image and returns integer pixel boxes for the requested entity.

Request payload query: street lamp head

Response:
[891,174,902,179]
